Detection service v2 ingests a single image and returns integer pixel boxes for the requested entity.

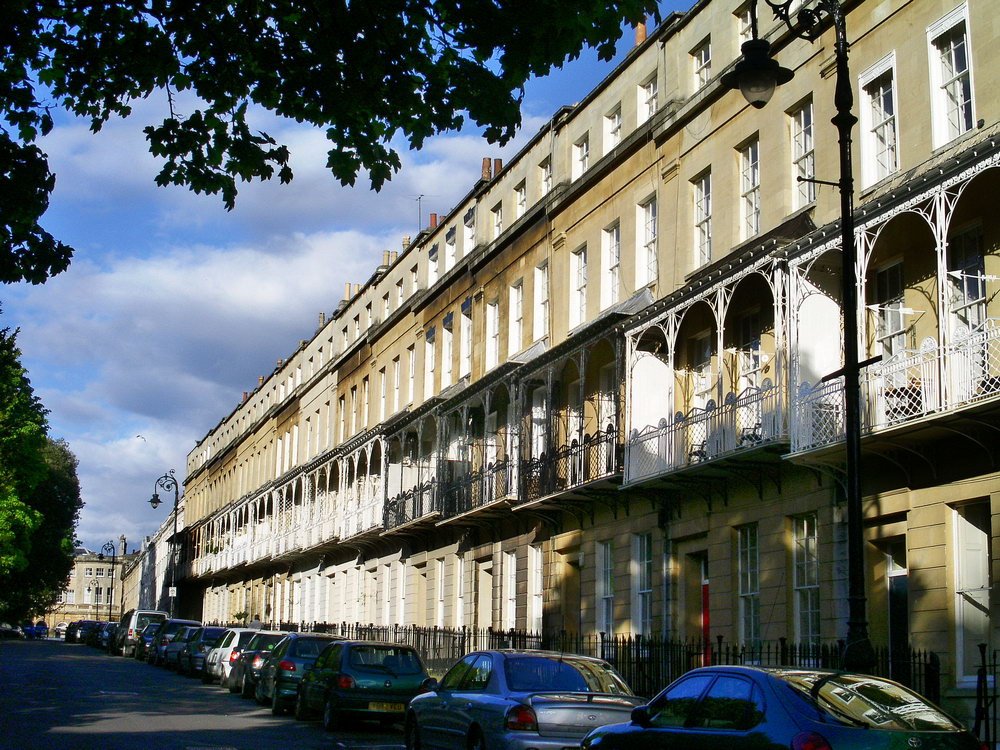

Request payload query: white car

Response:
[54,622,69,638]
[203,627,259,687]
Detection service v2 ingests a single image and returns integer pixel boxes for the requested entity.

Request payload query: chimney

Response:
[429,212,438,229]
[481,157,492,181]
[352,283,361,296]
[382,250,391,267]
[318,311,326,328]
[258,375,264,386]
[242,390,249,403]
[390,250,399,263]
[634,20,647,46]
[402,236,411,249]
[119,535,127,557]
[276,358,283,368]
[344,281,352,300]
[493,158,503,177]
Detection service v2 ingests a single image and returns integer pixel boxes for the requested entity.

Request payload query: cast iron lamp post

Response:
[98,540,117,622]
[722,0,874,671]
[149,470,180,618]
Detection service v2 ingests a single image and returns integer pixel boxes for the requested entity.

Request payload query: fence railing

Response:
[384,480,438,530]
[221,623,938,702]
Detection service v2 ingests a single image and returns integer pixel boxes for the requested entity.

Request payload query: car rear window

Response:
[248,634,284,651]
[504,656,633,695]
[203,627,226,642]
[777,672,964,731]
[348,645,424,675]
[136,613,166,630]
[236,631,256,647]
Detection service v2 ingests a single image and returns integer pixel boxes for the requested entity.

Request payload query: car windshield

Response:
[202,628,226,643]
[293,638,330,657]
[504,655,633,695]
[348,645,424,675]
[247,633,284,651]
[776,672,964,731]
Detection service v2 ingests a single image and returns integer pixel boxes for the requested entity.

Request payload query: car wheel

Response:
[404,716,422,750]
[229,674,241,694]
[256,682,270,706]
[200,669,212,684]
[241,674,254,698]
[271,696,286,716]
[294,693,309,721]
[468,727,487,750]
[322,698,339,732]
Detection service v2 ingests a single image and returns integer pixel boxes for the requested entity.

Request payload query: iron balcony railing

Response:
[518,426,620,505]
[625,382,785,485]
[439,459,513,519]
[384,480,438,530]
[793,320,1000,452]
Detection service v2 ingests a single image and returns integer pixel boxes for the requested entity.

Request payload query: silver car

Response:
[405,650,644,750]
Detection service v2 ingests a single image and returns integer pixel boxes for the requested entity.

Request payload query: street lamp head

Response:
[149,493,162,510]
[721,38,794,109]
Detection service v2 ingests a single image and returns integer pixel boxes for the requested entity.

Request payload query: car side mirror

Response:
[631,705,652,728]
[421,677,440,692]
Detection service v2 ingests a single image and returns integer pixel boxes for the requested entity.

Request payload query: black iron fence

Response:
[231,622,939,702]
[975,644,999,750]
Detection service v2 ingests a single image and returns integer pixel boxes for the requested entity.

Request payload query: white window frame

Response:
[639,74,658,123]
[597,540,614,634]
[529,544,543,633]
[571,246,588,327]
[392,356,401,413]
[631,533,653,636]
[486,300,500,370]
[424,336,435,400]
[534,261,549,341]
[406,344,415,404]
[692,39,712,90]
[793,513,820,645]
[455,554,466,628]
[441,322,453,388]
[637,196,658,287]
[435,558,445,628]
[460,307,472,378]
[605,105,622,151]
[539,157,552,196]
[694,171,712,266]
[428,245,439,286]
[514,181,527,219]
[790,100,816,208]
[738,523,760,646]
[739,136,760,240]
[491,202,503,239]
[508,281,523,356]
[928,4,974,148]
[602,221,621,309]
[504,550,517,631]
[574,134,590,179]
[859,53,899,187]
[378,367,386,422]
[463,212,476,255]
[736,4,753,45]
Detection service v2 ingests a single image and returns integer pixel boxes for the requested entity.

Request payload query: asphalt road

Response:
[0,638,406,750]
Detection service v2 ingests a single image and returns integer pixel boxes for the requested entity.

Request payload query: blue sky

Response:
[3,9,687,555]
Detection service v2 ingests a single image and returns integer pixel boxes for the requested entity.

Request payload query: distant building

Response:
[47,537,132,627]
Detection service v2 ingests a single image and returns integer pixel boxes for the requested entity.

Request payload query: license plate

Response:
[369,702,404,713]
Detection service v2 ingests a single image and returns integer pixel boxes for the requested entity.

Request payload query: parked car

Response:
[177,626,226,676]
[256,633,344,715]
[0,622,24,639]
[231,630,286,697]
[64,621,82,642]
[163,625,199,670]
[580,666,983,750]
[78,620,105,645]
[98,621,118,651]
[296,640,429,730]
[147,618,201,666]
[204,627,258,686]
[405,650,643,750]
[54,622,68,639]
[115,609,169,657]
[134,621,163,661]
